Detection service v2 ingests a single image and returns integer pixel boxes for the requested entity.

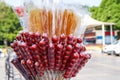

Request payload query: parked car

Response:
[102,40,120,56]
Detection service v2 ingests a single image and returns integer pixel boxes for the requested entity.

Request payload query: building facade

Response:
[84,27,118,45]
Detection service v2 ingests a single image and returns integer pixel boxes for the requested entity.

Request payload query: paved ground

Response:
[0,58,5,80]
[0,53,120,80]
[0,53,24,80]
[72,53,120,80]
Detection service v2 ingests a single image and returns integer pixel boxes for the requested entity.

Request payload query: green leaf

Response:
[90,0,120,29]
[0,2,22,43]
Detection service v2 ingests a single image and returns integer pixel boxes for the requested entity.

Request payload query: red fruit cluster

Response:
[11,32,91,80]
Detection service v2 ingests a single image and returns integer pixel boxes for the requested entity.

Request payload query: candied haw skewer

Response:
[22,32,41,45]
[17,32,29,42]
[17,42,34,60]
[41,33,49,49]
[24,32,33,46]
[42,54,49,69]
[48,43,55,70]
[20,32,28,42]
[59,34,66,45]
[59,34,66,54]
[24,47,34,60]
[73,43,83,53]
[72,36,77,46]
[35,62,44,77]
[60,45,73,71]
[38,39,49,69]
[72,54,91,77]
[34,32,41,43]
[11,58,32,80]
[80,53,91,67]
[70,53,86,78]
[51,35,60,70]
[34,62,41,76]
[78,53,88,68]
[81,46,86,52]
[63,52,79,79]
[29,44,43,61]
[35,56,45,73]
[77,37,83,43]
[42,33,49,45]
[12,41,28,59]
[29,32,37,44]
[29,32,41,44]
[19,32,35,46]
[55,44,63,70]
[52,35,59,47]
[67,34,74,45]
[59,34,67,69]
[30,44,44,61]
[71,53,91,78]
[26,59,37,77]
[10,41,17,49]
[59,34,66,52]
[16,35,22,41]
[29,44,40,61]
[85,53,91,59]
[52,35,59,43]
[18,42,31,59]
[72,53,91,77]
[21,59,33,76]
[37,58,45,75]
[71,68,79,77]
[11,42,23,58]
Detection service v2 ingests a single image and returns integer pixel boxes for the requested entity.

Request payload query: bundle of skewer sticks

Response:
[29,9,80,38]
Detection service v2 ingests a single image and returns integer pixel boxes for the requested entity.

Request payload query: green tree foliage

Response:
[90,0,120,29]
[0,2,22,44]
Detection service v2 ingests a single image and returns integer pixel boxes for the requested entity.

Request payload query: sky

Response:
[5,0,102,7]
[64,0,102,6]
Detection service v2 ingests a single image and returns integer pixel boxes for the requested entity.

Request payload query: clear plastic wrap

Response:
[11,0,91,80]
[13,0,90,37]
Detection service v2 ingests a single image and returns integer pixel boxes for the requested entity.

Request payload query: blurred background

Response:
[0,0,120,80]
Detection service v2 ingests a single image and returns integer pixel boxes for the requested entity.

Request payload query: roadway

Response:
[0,52,120,80]
[72,53,120,80]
